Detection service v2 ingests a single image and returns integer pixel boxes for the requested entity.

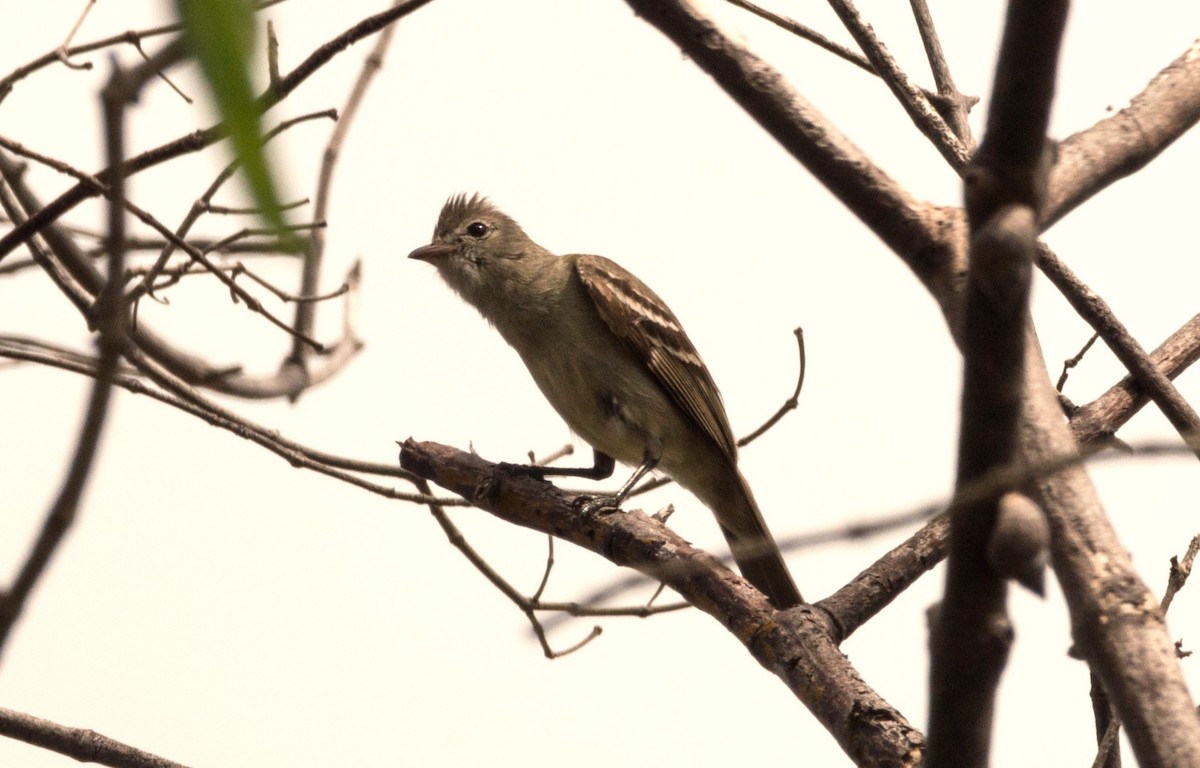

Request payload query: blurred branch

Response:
[0,150,361,399]
[0,0,289,104]
[0,42,169,660]
[130,108,337,303]
[0,706,191,768]
[0,173,94,317]
[1,113,337,355]
[565,435,1200,637]
[926,0,1065,764]
[288,0,406,376]
[0,0,435,263]
[0,335,437,503]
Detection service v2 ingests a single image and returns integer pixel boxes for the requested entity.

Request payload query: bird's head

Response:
[408,193,550,308]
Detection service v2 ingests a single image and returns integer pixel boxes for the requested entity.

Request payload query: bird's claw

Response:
[573,493,622,516]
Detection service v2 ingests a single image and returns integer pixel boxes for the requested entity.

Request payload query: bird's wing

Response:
[574,254,738,459]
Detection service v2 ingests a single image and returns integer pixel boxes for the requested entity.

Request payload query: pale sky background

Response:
[2,1,1199,766]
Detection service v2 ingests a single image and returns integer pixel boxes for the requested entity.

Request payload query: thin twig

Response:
[0,335,447,502]
[0,0,435,261]
[131,108,336,303]
[907,0,976,146]
[119,194,327,352]
[0,134,108,191]
[1038,244,1200,461]
[422,486,603,659]
[740,326,806,446]
[289,0,407,368]
[826,0,970,169]
[723,0,874,76]
[0,132,328,341]
[0,0,290,104]
[1071,313,1200,447]
[1093,533,1200,768]
[0,178,93,317]
[1160,534,1200,615]
[202,198,310,216]
[56,1,98,71]
[1057,332,1100,393]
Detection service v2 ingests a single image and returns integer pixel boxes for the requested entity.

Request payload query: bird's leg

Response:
[575,447,660,515]
[501,449,615,480]
[502,446,660,514]
[610,449,659,506]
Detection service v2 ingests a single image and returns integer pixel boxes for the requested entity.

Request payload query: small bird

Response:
[409,194,802,608]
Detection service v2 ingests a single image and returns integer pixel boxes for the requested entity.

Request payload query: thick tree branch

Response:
[400,439,924,767]
[1071,313,1200,447]
[1038,246,1200,459]
[0,706,191,768]
[1046,38,1200,228]
[818,514,948,641]
[927,2,1064,765]
[625,0,960,303]
[1022,332,1200,766]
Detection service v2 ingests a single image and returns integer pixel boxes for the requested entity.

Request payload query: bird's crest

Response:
[435,193,503,238]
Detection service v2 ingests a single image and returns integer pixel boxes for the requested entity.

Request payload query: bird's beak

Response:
[408,242,456,262]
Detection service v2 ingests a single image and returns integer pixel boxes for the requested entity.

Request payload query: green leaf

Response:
[175,0,300,253]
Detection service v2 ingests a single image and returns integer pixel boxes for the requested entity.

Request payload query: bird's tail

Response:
[717,470,802,609]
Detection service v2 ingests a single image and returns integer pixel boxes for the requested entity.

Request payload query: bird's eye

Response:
[466,222,488,238]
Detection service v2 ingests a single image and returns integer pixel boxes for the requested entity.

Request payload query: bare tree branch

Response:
[926,1,1065,764]
[0,706,192,768]
[723,0,878,78]
[0,151,362,400]
[1038,244,1200,460]
[1024,328,1200,766]
[0,44,179,659]
[0,335,443,503]
[288,0,405,377]
[1046,38,1200,227]
[624,0,959,304]
[1071,313,1200,447]
[400,439,925,766]
[907,0,977,146]
[0,0,436,263]
[826,0,970,169]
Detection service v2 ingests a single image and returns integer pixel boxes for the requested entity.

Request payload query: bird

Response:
[409,194,802,608]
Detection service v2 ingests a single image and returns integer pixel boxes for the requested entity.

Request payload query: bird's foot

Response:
[572,493,622,516]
